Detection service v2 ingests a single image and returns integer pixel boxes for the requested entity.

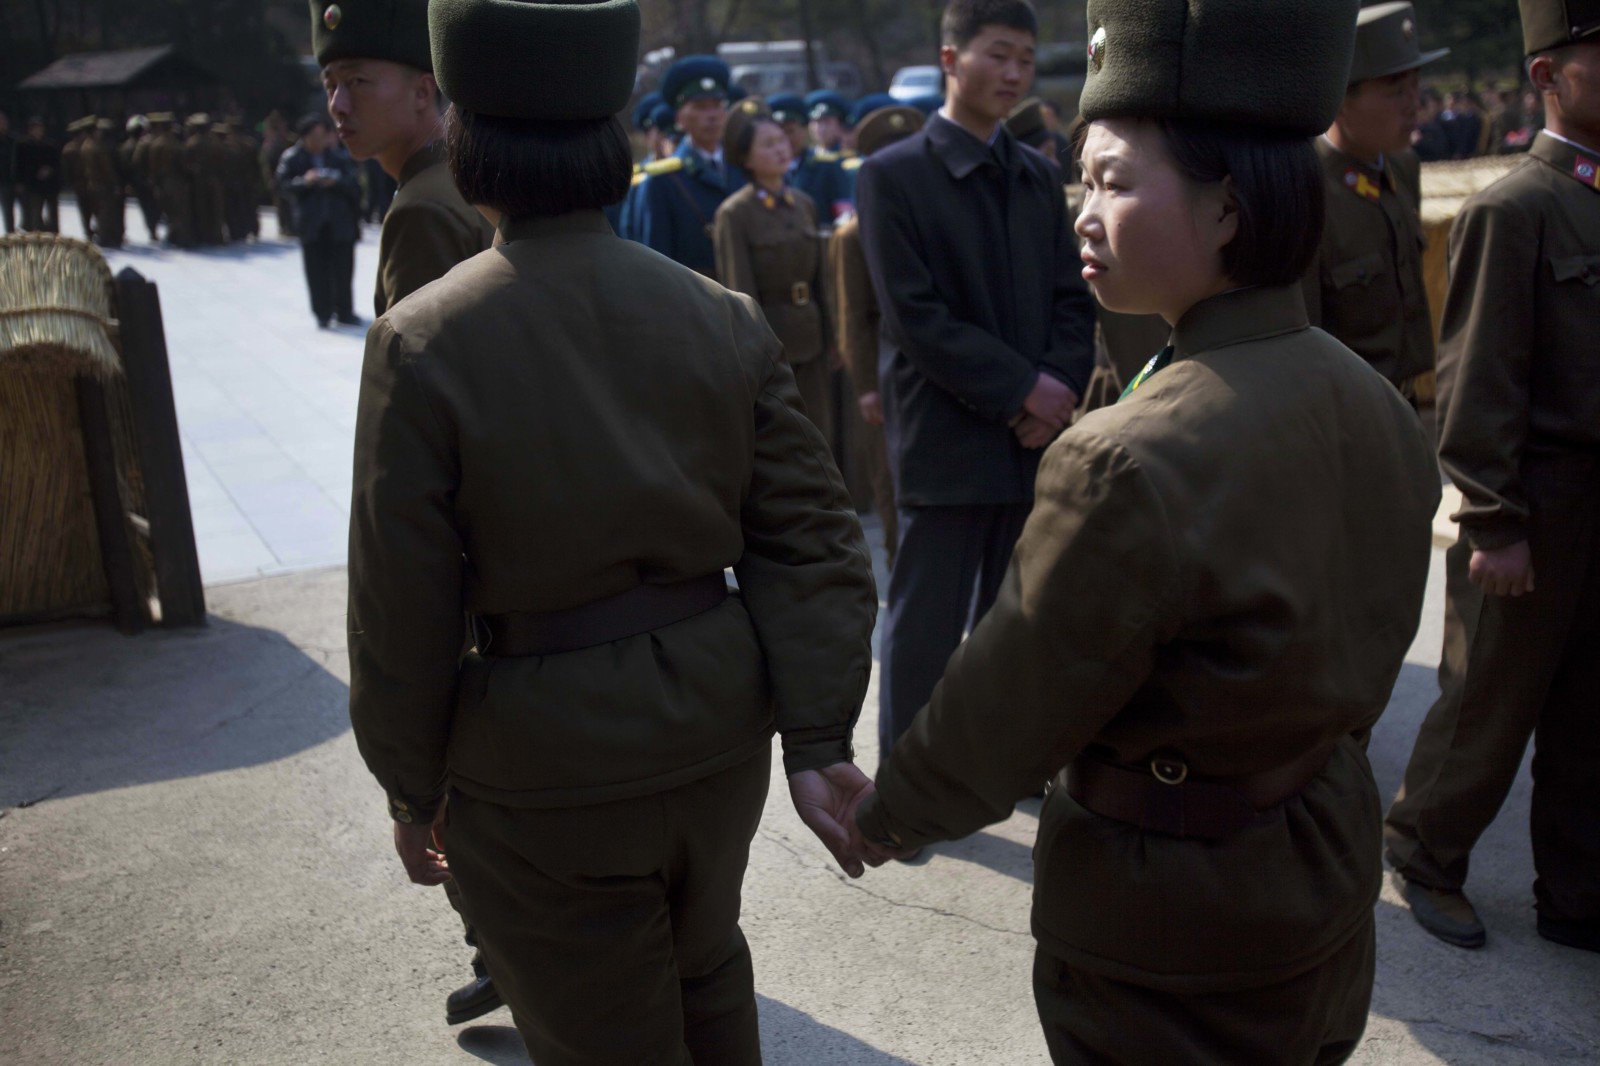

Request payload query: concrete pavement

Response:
[2,208,1596,1064]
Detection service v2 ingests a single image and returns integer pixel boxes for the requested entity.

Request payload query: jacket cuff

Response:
[386,792,441,825]
[780,730,855,777]
[1462,520,1529,552]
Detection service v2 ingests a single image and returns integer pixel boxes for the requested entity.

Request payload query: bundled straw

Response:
[0,234,121,379]
[1419,155,1523,226]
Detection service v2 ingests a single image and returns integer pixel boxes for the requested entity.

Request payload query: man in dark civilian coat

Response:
[276,114,363,327]
[857,0,1095,768]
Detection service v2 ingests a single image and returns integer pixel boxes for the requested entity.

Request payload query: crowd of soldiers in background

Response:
[0,107,395,246]
[1414,85,1547,159]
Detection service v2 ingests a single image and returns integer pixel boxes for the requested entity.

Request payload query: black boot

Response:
[445,959,503,1025]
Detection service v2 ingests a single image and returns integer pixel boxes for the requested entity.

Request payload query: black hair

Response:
[1073,118,1324,288]
[446,106,631,217]
[729,114,782,174]
[941,0,1038,50]
[296,113,330,137]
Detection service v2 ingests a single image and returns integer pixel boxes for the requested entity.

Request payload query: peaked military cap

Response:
[186,113,211,128]
[633,91,664,130]
[146,112,175,125]
[768,93,807,125]
[722,97,772,169]
[649,102,679,134]
[855,105,923,157]
[1080,0,1360,135]
[661,56,731,110]
[728,83,750,104]
[805,90,850,122]
[126,114,150,132]
[1349,3,1449,84]
[1519,0,1600,53]
[66,116,96,133]
[904,92,945,116]
[94,118,115,132]
[1006,97,1048,143]
[431,0,640,120]
[848,92,897,128]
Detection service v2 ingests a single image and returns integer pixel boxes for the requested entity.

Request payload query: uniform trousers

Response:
[790,356,833,457]
[1032,913,1374,1065]
[94,191,124,247]
[445,750,771,1066]
[1,185,15,233]
[73,189,95,240]
[21,191,58,232]
[1385,480,1600,924]
[858,422,897,570]
[878,502,1030,755]
[299,233,355,324]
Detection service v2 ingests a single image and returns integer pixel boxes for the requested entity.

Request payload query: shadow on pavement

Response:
[457,1025,529,1065]
[939,828,1035,884]
[0,614,350,807]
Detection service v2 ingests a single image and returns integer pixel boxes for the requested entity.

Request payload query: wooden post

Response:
[75,376,146,635]
[114,266,206,627]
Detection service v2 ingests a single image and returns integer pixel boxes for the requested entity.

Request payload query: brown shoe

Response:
[1398,877,1486,949]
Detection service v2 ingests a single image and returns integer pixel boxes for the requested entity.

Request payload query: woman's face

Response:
[745,120,793,182]
[1074,118,1237,325]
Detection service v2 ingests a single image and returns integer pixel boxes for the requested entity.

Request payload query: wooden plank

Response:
[113,267,206,627]
[75,376,147,634]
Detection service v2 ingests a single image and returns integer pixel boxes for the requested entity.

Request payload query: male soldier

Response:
[830,104,924,571]
[16,118,60,233]
[221,121,261,242]
[61,117,94,241]
[637,56,745,276]
[311,0,495,1013]
[857,0,1096,765]
[82,119,124,248]
[613,91,665,241]
[184,115,226,246]
[788,92,852,223]
[148,115,192,247]
[769,93,809,158]
[1385,0,1600,955]
[1304,2,1446,397]
[123,116,161,241]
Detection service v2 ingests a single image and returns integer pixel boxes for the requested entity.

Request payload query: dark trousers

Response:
[300,234,354,324]
[74,190,95,240]
[1032,914,1374,1065]
[878,502,1031,756]
[1385,483,1600,924]
[445,751,770,1066]
[1,186,15,233]
[135,189,161,241]
[22,191,59,232]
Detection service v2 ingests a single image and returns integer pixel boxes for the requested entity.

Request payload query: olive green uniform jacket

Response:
[1435,131,1600,549]
[348,211,876,822]
[1304,140,1434,390]
[828,216,879,400]
[712,184,828,366]
[857,285,1440,993]
[372,143,491,318]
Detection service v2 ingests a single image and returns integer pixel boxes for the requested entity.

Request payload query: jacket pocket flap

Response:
[1329,251,1385,289]
[1549,254,1600,285]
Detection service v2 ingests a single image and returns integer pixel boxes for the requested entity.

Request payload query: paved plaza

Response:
[0,206,1596,1064]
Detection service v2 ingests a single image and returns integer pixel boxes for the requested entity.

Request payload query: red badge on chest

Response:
[1344,168,1382,202]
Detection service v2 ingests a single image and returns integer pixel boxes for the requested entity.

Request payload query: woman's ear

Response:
[1210,174,1241,253]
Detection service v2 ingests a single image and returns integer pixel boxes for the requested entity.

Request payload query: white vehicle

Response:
[889,65,942,101]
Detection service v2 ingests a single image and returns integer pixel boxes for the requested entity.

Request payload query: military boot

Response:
[445,960,503,1025]
[1397,876,1486,949]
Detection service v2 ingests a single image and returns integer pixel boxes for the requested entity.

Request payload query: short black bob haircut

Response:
[1075,118,1324,289]
[727,114,783,175]
[446,107,632,219]
[942,0,1038,50]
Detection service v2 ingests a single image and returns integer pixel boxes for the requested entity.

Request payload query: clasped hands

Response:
[1010,372,1077,450]
[788,762,918,878]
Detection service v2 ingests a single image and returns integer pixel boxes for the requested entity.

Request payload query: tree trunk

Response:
[797,0,820,92]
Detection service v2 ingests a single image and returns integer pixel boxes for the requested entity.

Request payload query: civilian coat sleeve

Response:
[856,430,1180,848]
[1434,192,1535,550]
[378,202,467,313]
[731,303,878,775]
[856,160,1039,424]
[347,319,467,822]
[831,226,881,396]
[1037,171,1098,396]
[713,203,758,299]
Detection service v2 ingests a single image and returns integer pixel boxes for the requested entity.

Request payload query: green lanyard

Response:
[1118,345,1175,402]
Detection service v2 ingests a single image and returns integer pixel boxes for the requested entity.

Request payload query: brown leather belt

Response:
[1063,741,1338,842]
[473,574,728,657]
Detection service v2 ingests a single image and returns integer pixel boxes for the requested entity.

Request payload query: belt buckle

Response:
[791,281,811,307]
[1150,755,1188,786]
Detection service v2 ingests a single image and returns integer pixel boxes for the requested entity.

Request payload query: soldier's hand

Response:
[1012,414,1060,450]
[857,391,884,426]
[1468,541,1535,597]
[393,806,452,887]
[788,763,878,878]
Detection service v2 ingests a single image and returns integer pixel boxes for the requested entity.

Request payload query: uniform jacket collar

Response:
[675,138,732,192]
[926,112,1018,180]
[1173,285,1308,359]
[1531,130,1600,194]
[496,210,613,247]
[398,141,445,187]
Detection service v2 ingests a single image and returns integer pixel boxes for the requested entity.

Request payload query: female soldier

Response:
[345,1,878,1061]
[713,101,835,446]
[850,0,1441,1061]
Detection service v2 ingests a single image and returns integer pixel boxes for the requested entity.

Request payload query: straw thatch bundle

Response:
[0,234,120,379]
[1419,155,1523,226]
